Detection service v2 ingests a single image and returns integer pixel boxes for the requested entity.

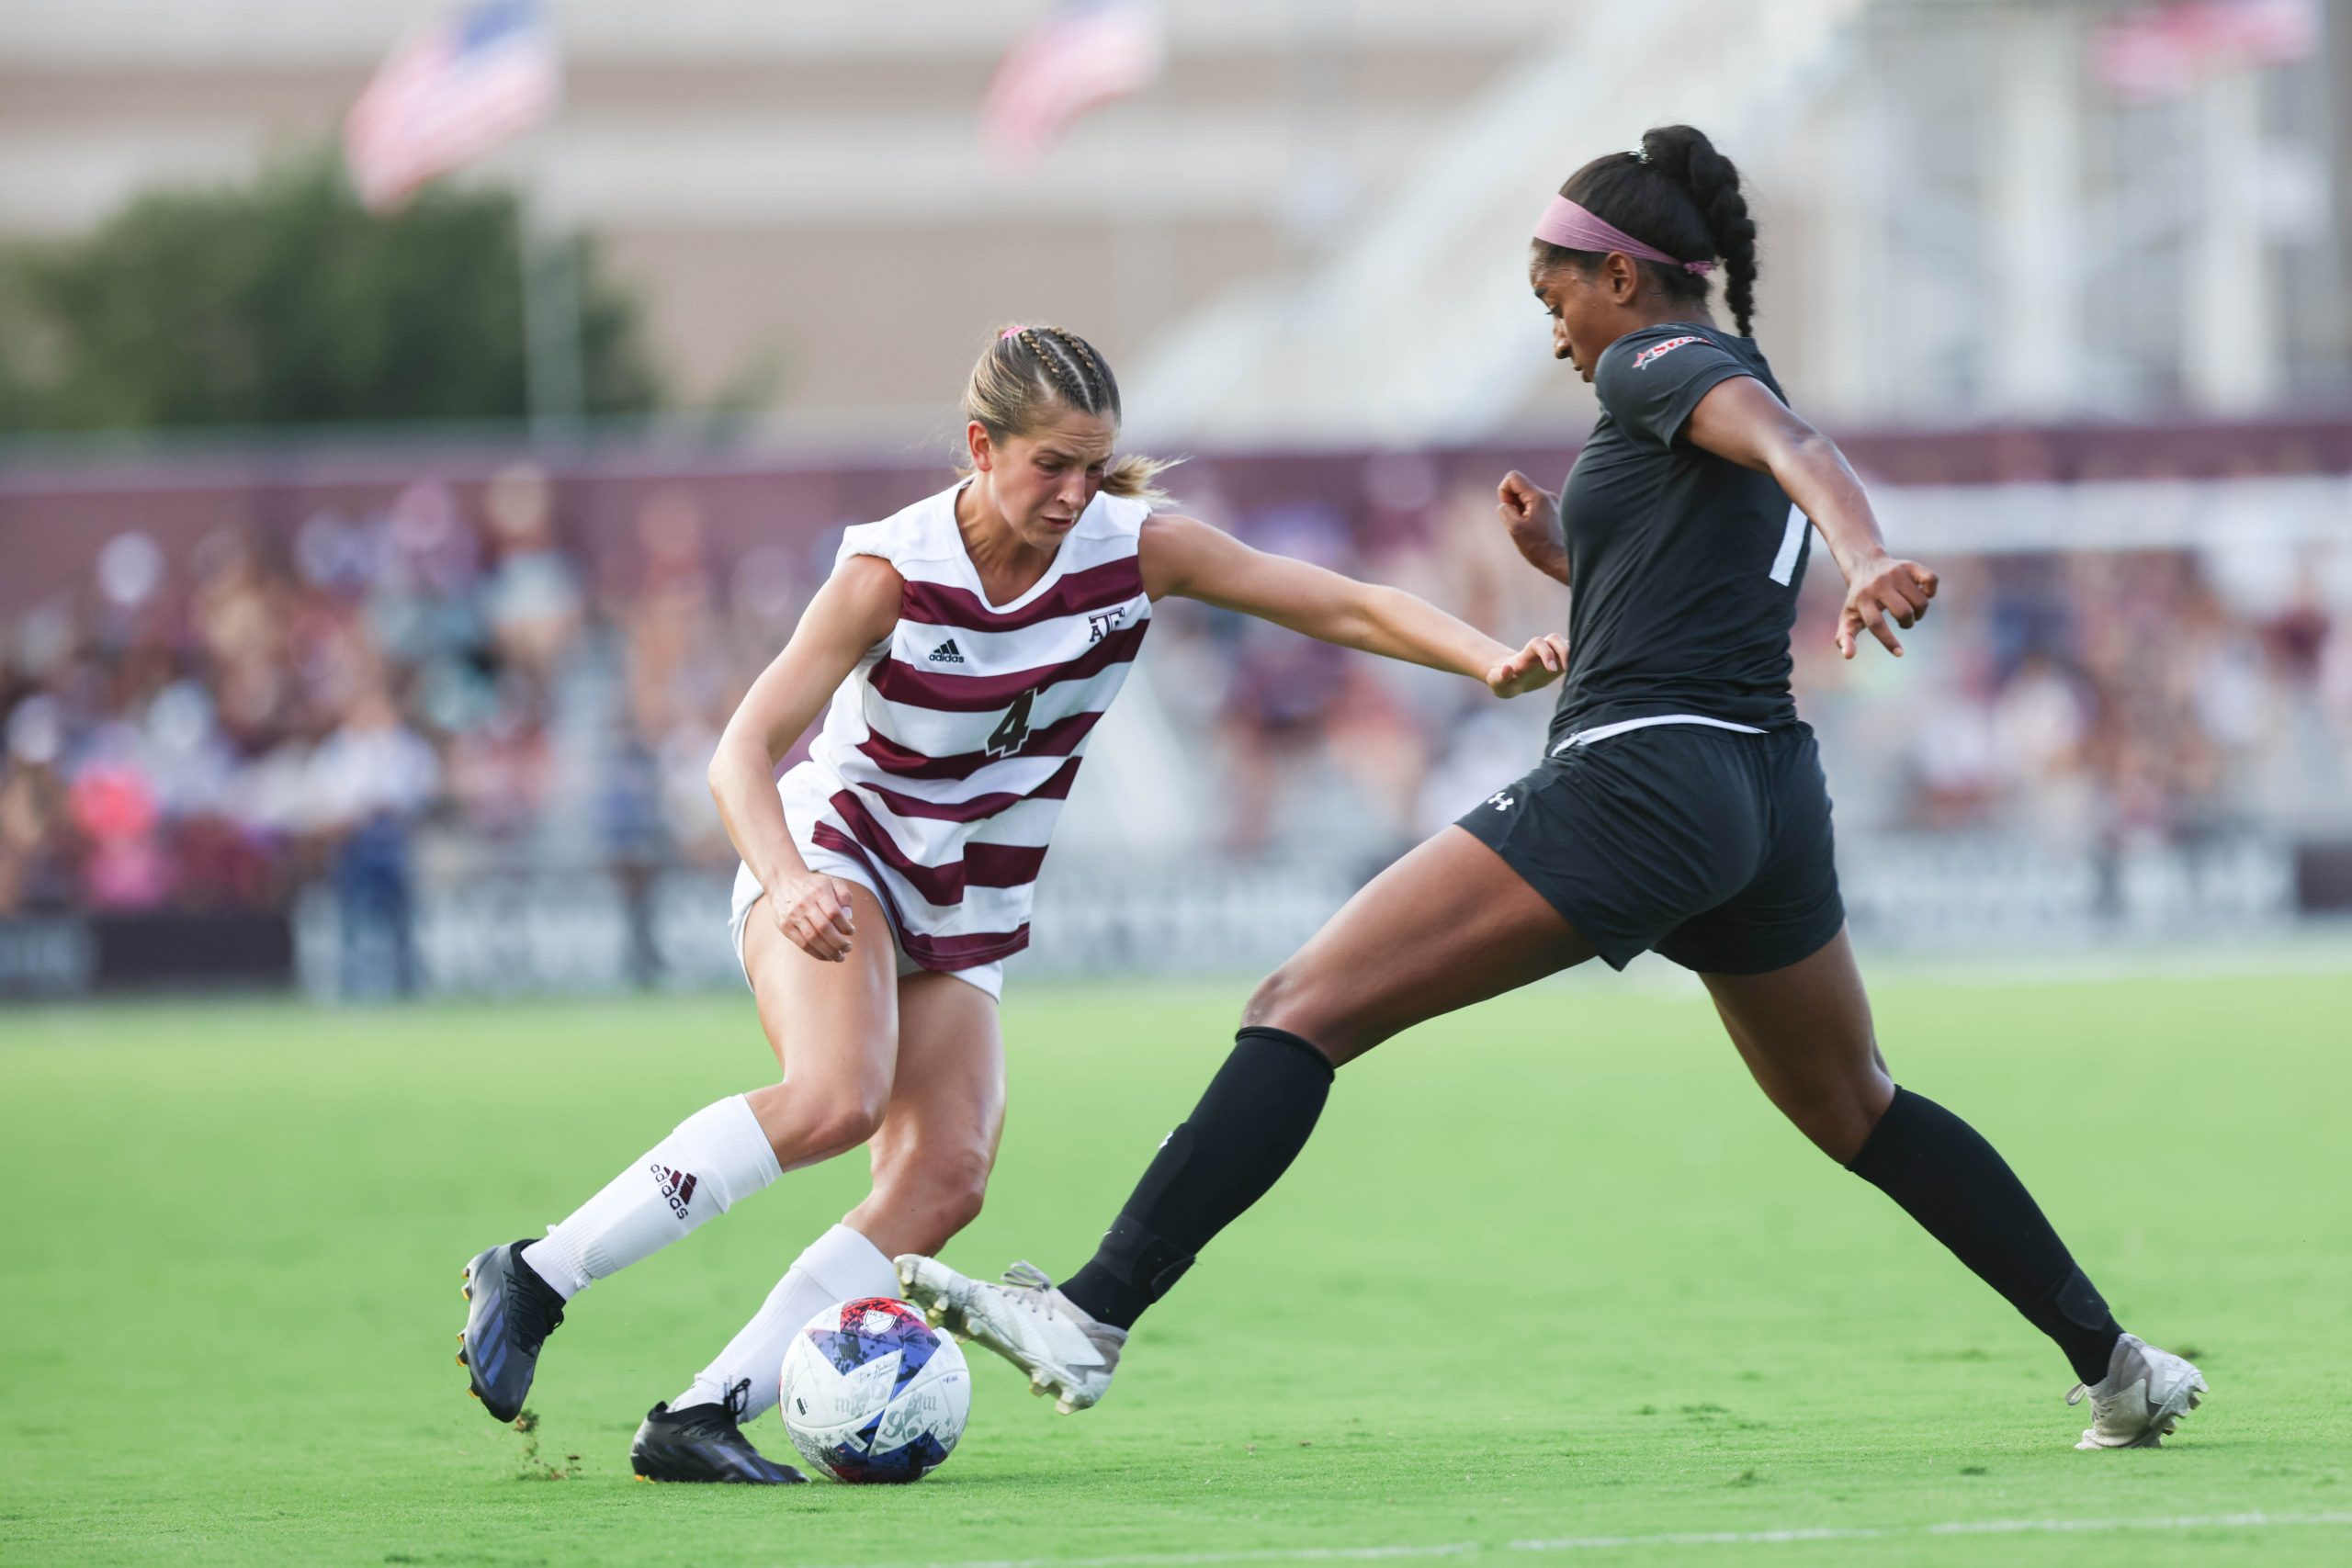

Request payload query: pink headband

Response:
[1000,324,1027,341]
[1533,196,1714,276]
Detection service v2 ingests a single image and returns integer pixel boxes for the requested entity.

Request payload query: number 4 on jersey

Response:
[985,688,1038,758]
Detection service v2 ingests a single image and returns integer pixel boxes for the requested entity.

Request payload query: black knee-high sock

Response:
[1060,1026,1334,1329]
[1848,1087,2124,1383]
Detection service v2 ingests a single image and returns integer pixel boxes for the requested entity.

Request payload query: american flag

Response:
[345,1,562,214]
[979,0,1166,170]
[2092,0,2319,101]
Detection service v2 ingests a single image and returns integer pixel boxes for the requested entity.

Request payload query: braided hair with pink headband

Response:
[1531,124,1759,337]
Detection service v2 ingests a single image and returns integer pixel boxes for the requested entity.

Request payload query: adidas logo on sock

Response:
[652,1164,699,1219]
[927,638,966,664]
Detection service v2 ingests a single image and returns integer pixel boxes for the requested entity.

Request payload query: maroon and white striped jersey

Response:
[775,481,1154,972]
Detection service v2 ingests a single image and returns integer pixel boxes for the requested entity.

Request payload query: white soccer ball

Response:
[778,1295,971,1483]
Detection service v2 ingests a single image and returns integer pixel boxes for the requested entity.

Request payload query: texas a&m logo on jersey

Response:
[1633,334,1701,370]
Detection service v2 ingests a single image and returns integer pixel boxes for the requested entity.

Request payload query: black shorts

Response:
[1455,721,1844,975]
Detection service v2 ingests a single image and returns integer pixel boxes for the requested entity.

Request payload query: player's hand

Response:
[1497,471,1568,584]
[1484,633,1569,697]
[1838,553,1939,660]
[773,870,858,962]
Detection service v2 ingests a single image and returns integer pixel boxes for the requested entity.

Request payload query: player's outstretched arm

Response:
[1682,377,1939,660]
[1138,513,1567,697]
[707,553,901,962]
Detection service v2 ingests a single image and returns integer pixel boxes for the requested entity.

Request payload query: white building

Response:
[2,0,2346,440]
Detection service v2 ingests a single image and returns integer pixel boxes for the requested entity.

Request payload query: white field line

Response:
[827,1511,2352,1568]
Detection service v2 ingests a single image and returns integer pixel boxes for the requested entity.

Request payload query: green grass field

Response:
[4,966,2349,1566]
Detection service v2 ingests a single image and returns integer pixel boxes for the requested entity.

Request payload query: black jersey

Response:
[1548,321,1810,745]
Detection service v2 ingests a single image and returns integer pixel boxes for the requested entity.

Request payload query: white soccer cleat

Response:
[895,1256,1126,1414]
[2068,1334,2207,1450]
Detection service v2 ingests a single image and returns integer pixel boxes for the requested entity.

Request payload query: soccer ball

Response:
[778,1296,970,1483]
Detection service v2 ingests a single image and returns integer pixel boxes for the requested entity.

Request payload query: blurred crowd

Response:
[3,457,2348,921]
[0,464,815,922]
[1800,539,2352,846]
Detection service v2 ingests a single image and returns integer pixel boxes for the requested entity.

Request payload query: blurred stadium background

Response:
[3,0,2349,1002]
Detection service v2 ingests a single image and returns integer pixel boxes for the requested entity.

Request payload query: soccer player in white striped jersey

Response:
[456,322,1571,1481]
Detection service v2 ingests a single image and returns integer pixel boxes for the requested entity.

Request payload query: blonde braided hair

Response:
[958,323,1182,506]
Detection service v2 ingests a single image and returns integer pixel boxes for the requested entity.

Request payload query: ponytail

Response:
[1102,452,1182,507]
[1637,125,1758,337]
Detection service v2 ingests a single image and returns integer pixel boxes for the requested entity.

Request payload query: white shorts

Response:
[727,846,1006,1003]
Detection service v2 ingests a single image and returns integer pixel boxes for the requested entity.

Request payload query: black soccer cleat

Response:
[629,1381,807,1484]
[457,1238,565,1423]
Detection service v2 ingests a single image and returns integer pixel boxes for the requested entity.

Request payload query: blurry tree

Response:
[0,156,659,431]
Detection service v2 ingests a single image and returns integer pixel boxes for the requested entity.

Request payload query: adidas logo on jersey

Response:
[651,1164,699,1219]
[928,639,966,664]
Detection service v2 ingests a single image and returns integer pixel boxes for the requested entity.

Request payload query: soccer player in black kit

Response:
[900,125,2206,1451]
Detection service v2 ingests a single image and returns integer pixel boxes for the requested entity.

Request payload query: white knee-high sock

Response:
[520,1095,780,1301]
[675,1223,899,1417]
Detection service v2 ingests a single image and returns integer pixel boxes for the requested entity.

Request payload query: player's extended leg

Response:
[848,972,1008,1258]
[1699,925,1891,1162]
[1242,826,1600,1063]
[1064,825,1594,1314]
[635,968,1001,1485]
[902,827,1594,1408]
[1703,928,2205,1448]
[667,972,1004,1419]
[459,886,899,1427]
[637,969,1002,1481]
